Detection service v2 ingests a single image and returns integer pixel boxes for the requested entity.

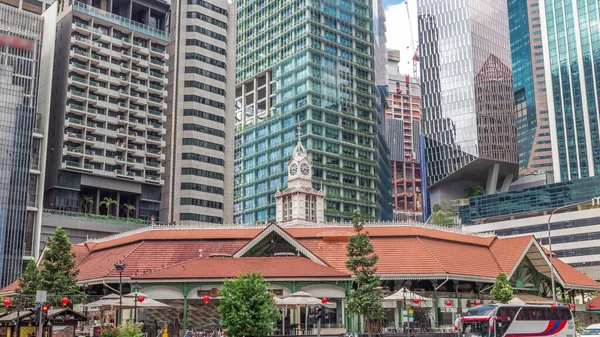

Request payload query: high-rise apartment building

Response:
[540,0,600,182]
[233,0,382,223]
[508,0,552,177]
[43,0,170,221]
[418,0,518,206]
[0,1,55,287]
[385,50,422,218]
[161,0,236,225]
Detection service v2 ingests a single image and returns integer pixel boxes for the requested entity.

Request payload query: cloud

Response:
[384,0,418,76]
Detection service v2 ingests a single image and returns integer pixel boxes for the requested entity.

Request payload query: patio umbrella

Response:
[384,287,433,307]
[276,291,322,334]
[84,294,121,308]
[121,292,170,308]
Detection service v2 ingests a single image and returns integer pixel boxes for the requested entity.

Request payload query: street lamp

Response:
[133,282,145,323]
[114,263,127,326]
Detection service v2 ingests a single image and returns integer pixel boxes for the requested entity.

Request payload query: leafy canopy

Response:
[218,272,281,337]
[345,210,384,333]
[13,260,41,309]
[39,227,85,305]
[490,272,513,304]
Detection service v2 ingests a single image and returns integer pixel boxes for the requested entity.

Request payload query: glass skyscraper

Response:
[540,0,600,182]
[234,0,382,223]
[418,0,518,205]
[508,0,552,177]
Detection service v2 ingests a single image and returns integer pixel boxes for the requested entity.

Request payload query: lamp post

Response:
[114,263,127,326]
[401,288,407,334]
[546,199,598,304]
[133,282,145,323]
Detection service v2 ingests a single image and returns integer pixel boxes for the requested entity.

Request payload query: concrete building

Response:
[43,0,170,222]
[385,50,422,219]
[233,0,384,224]
[0,1,56,287]
[508,0,552,177]
[418,0,518,206]
[540,0,600,182]
[160,0,236,225]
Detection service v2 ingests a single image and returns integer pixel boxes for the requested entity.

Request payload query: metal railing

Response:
[73,2,169,41]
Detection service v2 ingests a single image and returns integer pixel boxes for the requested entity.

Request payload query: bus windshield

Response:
[463,321,490,337]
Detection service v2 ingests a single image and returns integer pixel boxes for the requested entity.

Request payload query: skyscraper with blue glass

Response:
[234,0,386,224]
[508,0,553,177]
[540,0,600,182]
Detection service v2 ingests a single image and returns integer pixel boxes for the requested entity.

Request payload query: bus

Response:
[455,304,575,337]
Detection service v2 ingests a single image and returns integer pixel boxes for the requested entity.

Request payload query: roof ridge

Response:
[415,237,448,273]
[102,241,145,277]
[486,237,506,273]
[133,256,205,277]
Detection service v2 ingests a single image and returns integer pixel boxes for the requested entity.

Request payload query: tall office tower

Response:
[372,0,393,221]
[418,0,518,206]
[43,0,170,221]
[161,0,236,225]
[508,0,552,177]
[385,50,423,219]
[540,0,600,182]
[234,0,381,223]
[0,2,55,287]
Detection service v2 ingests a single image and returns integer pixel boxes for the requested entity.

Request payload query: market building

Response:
[2,139,599,332]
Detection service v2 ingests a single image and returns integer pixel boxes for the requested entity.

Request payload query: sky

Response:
[383,0,418,76]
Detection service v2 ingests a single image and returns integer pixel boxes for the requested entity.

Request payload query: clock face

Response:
[289,163,298,176]
[300,163,310,176]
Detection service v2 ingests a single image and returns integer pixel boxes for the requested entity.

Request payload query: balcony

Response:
[73,1,169,42]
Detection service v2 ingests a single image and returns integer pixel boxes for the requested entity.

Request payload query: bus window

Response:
[466,305,496,317]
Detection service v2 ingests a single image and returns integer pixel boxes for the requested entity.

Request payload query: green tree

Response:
[14,260,41,309]
[122,204,136,219]
[100,197,117,216]
[473,185,485,197]
[346,210,384,334]
[490,272,513,304]
[218,272,280,337]
[40,227,84,306]
[118,322,143,337]
[82,195,93,214]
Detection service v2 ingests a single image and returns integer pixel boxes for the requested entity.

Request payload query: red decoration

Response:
[321,298,328,304]
[41,304,50,311]
[61,297,70,306]
[3,299,11,307]
[571,304,576,309]
[412,299,420,305]
[445,300,453,307]
[137,296,145,303]
[550,304,557,308]
[591,304,595,309]
[202,295,210,304]
[475,300,481,306]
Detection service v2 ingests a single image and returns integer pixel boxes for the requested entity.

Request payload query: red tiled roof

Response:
[133,256,349,280]
[76,240,248,280]
[0,280,18,294]
[552,256,600,288]
[489,236,534,273]
[72,244,92,266]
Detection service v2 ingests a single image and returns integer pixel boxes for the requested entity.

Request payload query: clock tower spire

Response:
[275,125,325,223]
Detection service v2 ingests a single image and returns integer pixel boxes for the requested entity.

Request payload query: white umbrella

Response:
[384,287,431,302]
[121,292,170,308]
[276,291,322,334]
[84,294,121,308]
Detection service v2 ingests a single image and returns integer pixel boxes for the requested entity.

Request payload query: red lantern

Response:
[445,300,453,307]
[321,298,328,304]
[3,299,11,307]
[137,296,145,303]
[61,297,70,306]
[475,300,481,306]
[591,304,595,309]
[412,299,420,305]
[571,304,576,309]
[202,295,210,304]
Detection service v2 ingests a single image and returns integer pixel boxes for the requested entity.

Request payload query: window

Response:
[183,109,225,123]
[283,195,292,220]
[184,95,226,109]
[185,66,226,82]
[182,138,224,151]
[305,195,317,221]
[183,123,225,137]
[187,0,227,15]
[181,197,223,209]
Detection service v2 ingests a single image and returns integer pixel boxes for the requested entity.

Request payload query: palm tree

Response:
[122,203,136,219]
[100,197,117,216]
[82,195,93,214]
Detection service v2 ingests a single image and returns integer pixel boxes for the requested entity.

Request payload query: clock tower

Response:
[275,128,325,223]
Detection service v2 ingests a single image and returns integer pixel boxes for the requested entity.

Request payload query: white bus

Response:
[456,304,575,337]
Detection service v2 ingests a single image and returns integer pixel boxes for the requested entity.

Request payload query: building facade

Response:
[161,0,235,225]
[540,0,600,182]
[233,0,382,224]
[0,2,55,287]
[43,0,170,222]
[385,50,422,218]
[508,0,552,177]
[418,0,518,206]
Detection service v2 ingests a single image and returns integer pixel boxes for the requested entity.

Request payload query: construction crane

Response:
[405,1,419,78]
